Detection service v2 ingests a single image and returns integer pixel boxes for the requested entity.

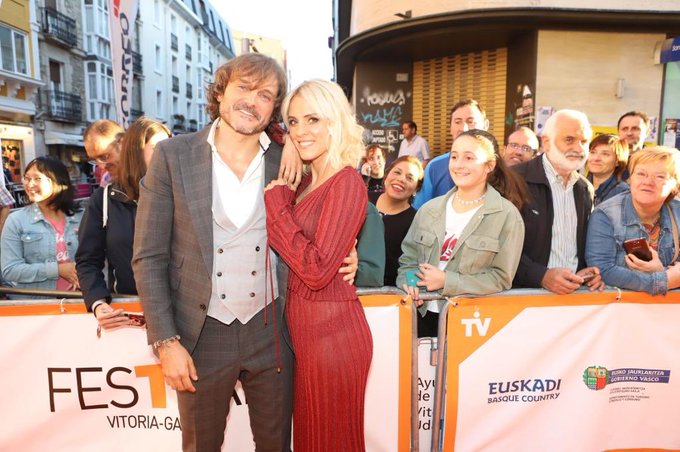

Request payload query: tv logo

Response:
[460,310,491,337]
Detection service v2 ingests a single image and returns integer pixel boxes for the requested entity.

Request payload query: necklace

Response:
[454,191,486,206]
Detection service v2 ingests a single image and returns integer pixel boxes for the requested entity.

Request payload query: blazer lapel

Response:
[181,128,214,275]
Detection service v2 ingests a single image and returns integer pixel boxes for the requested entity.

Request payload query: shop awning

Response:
[44,130,84,147]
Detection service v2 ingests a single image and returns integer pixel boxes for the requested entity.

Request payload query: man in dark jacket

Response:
[512,109,604,294]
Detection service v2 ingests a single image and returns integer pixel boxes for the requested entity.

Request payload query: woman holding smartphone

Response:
[397,130,527,337]
[586,146,680,294]
[265,80,371,450]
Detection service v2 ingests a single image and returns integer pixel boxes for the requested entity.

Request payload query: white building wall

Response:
[535,30,664,130]
[137,0,230,131]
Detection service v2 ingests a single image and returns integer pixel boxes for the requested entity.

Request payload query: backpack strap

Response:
[102,183,111,229]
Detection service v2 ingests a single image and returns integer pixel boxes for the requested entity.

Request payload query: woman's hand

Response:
[278,135,303,190]
[401,283,424,306]
[625,248,664,273]
[415,263,445,292]
[58,262,79,288]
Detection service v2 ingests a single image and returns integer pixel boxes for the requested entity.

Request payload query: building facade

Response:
[138,0,234,135]
[1,0,234,188]
[0,0,42,182]
[34,0,87,177]
[334,1,680,157]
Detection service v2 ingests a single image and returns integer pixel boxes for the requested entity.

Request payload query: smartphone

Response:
[405,269,420,287]
[623,238,653,262]
[124,312,146,327]
[581,273,596,284]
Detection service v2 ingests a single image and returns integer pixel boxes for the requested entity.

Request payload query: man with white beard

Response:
[512,110,605,294]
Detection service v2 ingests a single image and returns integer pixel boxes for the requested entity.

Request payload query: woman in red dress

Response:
[264,79,372,451]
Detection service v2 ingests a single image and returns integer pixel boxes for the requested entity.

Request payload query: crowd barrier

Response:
[1,287,680,451]
[433,289,680,452]
[0,289,411,452]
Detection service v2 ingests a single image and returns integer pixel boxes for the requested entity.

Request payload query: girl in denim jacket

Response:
[1,157,82,293]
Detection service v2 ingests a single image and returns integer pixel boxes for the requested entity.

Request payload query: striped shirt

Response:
[542,155,579,272]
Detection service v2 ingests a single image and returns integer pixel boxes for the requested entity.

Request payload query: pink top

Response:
[45,215,71,290]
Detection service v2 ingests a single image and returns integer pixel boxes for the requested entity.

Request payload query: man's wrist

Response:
[92,300,108,317]
[153,335,181,350]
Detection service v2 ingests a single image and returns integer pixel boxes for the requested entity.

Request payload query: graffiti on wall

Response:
[357,84,412,156]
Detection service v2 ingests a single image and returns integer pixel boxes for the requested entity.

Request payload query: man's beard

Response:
[548,137,588,173]
[222,102,269,135]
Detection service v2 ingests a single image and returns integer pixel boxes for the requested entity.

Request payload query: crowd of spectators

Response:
[1,100,678,338]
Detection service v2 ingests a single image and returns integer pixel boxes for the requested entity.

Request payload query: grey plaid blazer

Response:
[132,125,287,352]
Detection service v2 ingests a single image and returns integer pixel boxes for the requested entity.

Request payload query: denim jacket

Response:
[585,192,680,294]
[1,203,82,290]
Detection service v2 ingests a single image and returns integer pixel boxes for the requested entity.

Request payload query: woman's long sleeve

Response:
[265,170,367,291]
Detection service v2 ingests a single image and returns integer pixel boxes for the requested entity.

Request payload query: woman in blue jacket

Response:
[76,117,170,329]
[586,146,680,294]
[1,157,82,293]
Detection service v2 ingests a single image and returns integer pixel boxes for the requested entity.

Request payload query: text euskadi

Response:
[487,378,561,404]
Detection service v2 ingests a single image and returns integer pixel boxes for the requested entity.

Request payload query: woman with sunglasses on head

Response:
[1,157,82,295]
[76,117,170,330]
[397,130,528,337]
[586,134,630,206]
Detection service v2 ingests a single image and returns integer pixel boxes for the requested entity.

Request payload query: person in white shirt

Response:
[398,120,430,164]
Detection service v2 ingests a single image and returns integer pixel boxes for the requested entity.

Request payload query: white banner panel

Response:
[109,0,139,128]
[0,297,409,451]
[444,293,680,451]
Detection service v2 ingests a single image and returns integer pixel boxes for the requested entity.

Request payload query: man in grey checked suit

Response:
[133,54,299,451]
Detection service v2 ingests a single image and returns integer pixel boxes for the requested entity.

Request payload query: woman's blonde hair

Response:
[281,79,364,169]
[629,146,680,201]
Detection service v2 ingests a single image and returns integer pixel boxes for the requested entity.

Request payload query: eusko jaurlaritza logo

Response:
[583,365,671,391]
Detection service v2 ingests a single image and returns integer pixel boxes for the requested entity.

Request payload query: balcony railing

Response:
[172,76,179,93]
[130,109,144,121]
[41,7,77,47]
[171,33,178,51]
[132,51,142,74]
[172,114,186,133]
[188,119,198,132]
[185,44,192,61]
[186,82,193,99]
[44,89,82,122]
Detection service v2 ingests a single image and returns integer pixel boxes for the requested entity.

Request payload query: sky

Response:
[214,0,335,87]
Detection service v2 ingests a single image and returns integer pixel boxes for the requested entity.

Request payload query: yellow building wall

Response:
[535,30,664,130]
[0,0,31,32]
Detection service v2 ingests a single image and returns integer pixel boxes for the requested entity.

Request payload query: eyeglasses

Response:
[23,176,45,185]
[507,142,537,154]
[631,170,670,184]
[88,137,121,165]
[88,152,114,165]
